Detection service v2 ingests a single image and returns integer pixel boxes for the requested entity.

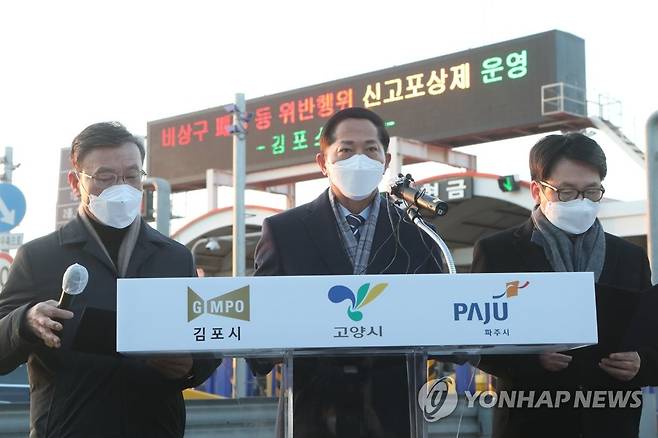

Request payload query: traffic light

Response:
[497,175,520,192]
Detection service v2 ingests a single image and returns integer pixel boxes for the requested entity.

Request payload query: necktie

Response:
[345,214,366,242]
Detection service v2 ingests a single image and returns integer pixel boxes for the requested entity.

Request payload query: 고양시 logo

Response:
[328,282,388,321]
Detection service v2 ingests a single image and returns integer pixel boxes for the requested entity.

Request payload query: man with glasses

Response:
[471,133,653,437]
[0,122,220,437]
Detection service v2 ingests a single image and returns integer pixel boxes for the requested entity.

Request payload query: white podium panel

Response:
[116,272,597,355]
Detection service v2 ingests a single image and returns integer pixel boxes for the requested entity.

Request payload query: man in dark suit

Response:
[472,133,654,438]
[0,122,219,437]
[252,107,443,437]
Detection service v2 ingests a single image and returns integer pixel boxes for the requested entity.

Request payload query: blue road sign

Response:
[0,184,26,232]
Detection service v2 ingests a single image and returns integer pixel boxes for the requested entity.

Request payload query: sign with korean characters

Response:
[117,272,597,356]
[0,233,23,250]
[147,30,586,189]
[423,177,474,202]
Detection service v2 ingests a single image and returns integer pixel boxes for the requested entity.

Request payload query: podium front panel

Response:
[117,272,597,355]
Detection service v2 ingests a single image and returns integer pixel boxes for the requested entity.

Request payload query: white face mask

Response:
[325,154,385,200]
[541,197,601,235]
[88,184,143,229]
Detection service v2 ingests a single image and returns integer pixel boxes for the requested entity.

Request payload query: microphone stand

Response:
[389,175,460,438]
[393,204,458,438]
[390,175,456,274]
[404,206,457,274]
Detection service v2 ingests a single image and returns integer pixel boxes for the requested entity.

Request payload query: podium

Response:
[117,272,597,437]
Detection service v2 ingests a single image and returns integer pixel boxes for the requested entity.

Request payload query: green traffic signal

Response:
[498,175,520,192]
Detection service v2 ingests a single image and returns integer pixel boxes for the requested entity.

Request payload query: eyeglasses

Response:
[538,180,605,202]
[77,169,147,190]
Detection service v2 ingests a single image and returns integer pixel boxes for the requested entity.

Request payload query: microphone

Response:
[390,174,449,217]
[58,263,89,310]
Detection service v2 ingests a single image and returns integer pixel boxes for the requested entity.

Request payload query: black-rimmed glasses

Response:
[538,180,605,202]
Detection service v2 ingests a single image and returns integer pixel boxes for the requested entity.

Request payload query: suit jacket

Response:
[471,218,653,438]
[0,215,220,438]
[253,190,442,438]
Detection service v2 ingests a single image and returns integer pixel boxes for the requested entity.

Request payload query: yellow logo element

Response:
[493,281,530,299]
[187,286,250,322]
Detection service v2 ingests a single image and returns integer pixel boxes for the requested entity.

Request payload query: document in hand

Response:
[593,284,643,354]
[566,284,647,387]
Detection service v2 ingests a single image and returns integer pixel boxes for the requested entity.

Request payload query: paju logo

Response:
[328,282,387,321]
[492,280,530,299]
[453,280,530,324]
[187,286,250,322]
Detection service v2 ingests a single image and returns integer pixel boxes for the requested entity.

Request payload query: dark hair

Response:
[70,122,145,165]
[529,133,607,181]
[319,107,390,152]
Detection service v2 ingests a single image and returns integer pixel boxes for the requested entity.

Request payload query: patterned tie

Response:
[345,214,366,242]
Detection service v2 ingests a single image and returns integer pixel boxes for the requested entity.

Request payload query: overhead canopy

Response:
[413,172,533,268]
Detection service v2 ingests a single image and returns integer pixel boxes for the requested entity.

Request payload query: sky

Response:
[1,0,657,243]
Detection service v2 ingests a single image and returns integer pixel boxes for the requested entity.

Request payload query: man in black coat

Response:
[472,133,654,438]
[0,122,219,437]
[252,108,443,437]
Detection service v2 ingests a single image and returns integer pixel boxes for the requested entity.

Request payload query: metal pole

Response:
[206,169,218,211]
[283,351,294,438]
[231,94,248,398]
[144,177,171,236]
[232,93,246,278]
[388,137,402,178]
[286,183,295,210]
[3,147,13,183]
[0,147,14,254]
[647,111,658,285]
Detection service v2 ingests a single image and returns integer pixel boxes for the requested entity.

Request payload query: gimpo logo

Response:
[187,286,250,322]
[328,283,387,321]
